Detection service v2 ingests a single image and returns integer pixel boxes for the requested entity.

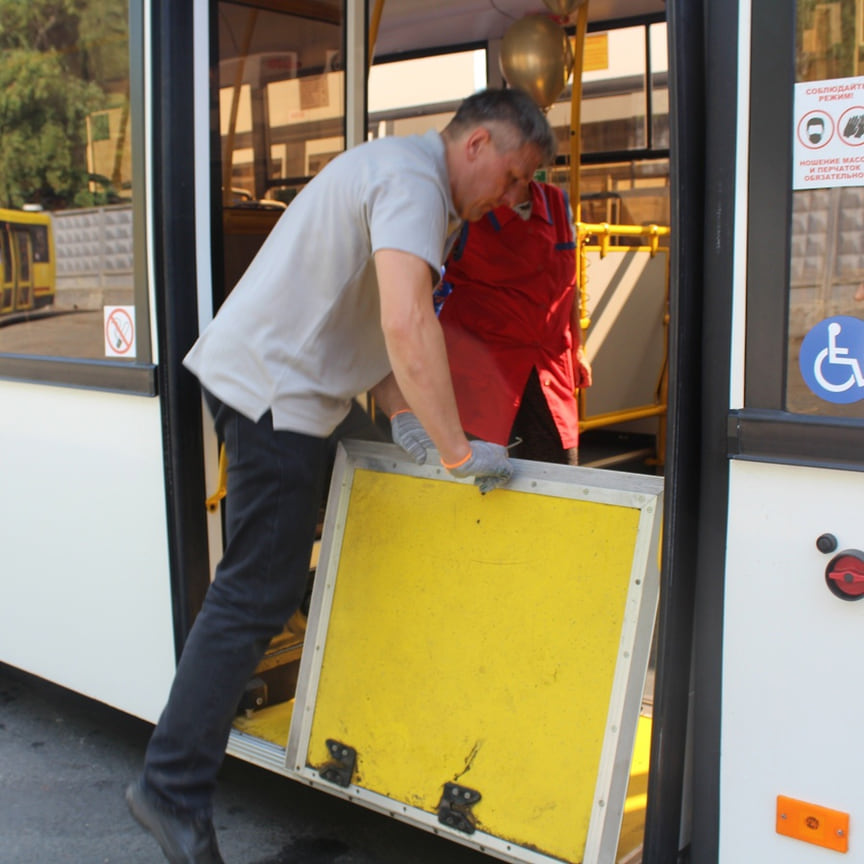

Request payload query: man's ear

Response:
[465,126,492,162]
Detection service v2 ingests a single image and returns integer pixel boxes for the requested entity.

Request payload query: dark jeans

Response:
[509,367,579,465]
[142,392,327,817]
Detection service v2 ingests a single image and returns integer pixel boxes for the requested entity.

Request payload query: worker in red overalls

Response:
[437,180,592,464]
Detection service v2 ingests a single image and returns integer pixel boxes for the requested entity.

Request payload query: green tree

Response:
[0,0,128,209]
[0,49,103,208]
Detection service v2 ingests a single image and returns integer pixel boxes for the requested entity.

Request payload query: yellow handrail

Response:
[577,222,670,329]
[205,443,228,513]
[578,222,670,258]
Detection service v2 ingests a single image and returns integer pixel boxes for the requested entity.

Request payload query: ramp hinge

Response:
[437,782,481,834]
[318,739,356,787]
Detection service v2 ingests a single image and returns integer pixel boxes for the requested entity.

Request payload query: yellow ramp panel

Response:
[306,467,642,863]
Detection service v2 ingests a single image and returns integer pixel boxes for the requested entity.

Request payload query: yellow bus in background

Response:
[0,208,56,315]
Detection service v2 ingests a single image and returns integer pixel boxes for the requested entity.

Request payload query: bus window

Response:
[14,230,31,284]
[650,22,670,150]
[570,160,670,228]
[786,0,864,419]
[11,227,33,311]
[0,0,142,369]
[543,19,669,197]
[0,227,12,312]
[367,20,669,227]
[368,49,487,139]
[216,0,346,301]
[30,224,50,263]
[569,26,650,153]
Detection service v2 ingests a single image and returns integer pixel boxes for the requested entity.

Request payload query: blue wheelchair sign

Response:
[799,315,864,404]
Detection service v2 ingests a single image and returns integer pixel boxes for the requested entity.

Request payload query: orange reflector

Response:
[776,795,849,853]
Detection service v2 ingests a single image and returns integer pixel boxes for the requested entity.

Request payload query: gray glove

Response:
[445,440,514,494]
[390,410,435,465]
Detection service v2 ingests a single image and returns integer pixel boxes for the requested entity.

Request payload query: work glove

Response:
[443,441,514,494]
[390,410,435,465]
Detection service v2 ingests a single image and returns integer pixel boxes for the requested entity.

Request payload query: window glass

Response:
[572,160,670,230]
[364,31,668,236]
[1,233,10,282]
[650,23,670,150]
[15,232,32,283]
[217,1,345,297]
[788,0,864,417]
[536,22,668,230]
[547,26,648,156]
[0,0,136,361]
[367,50,486,139]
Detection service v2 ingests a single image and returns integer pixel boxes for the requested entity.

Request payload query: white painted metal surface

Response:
[0,381,176,721]
[721,460,864,862]
[0,0,178,723]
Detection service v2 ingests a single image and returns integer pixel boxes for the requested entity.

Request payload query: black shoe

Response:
[125,779,225,864]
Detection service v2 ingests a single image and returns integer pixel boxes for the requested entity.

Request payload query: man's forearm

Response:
[375,248,471,466]
[383,313,471,466]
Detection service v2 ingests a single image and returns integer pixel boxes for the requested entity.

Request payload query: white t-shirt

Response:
[184,130,460,436]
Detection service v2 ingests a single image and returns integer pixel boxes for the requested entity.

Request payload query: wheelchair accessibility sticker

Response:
[799,316,864,403]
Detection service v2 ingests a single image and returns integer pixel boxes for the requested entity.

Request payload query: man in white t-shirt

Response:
[127,87,555,864]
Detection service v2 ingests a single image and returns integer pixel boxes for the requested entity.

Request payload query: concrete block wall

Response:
[52,205,134,310]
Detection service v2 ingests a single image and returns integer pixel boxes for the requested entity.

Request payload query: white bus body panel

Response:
[0,381,176,722]
[721,461,863,861]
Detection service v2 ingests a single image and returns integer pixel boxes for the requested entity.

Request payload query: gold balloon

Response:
[541,0,588,16]
[499,15,574,109]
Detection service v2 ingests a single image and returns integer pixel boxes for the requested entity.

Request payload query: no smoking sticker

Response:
[104,305,136,358]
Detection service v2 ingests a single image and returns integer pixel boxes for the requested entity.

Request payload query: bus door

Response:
[0,224,12,313]
[11,225,34,311]
[215,0,345,302]
[693,0,864,861]
[209,0,351,738]
[206,4,674,864]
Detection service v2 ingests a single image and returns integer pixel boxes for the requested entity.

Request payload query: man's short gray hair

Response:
[447,87,557,166]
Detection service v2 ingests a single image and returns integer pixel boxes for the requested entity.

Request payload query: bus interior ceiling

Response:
[369,0,667,56]
[216,1,668,61]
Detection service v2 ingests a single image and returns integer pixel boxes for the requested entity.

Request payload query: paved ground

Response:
[0,309,104,359]
[0,662,496,864]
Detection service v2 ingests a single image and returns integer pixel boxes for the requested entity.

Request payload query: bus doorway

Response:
[204,4,673,864]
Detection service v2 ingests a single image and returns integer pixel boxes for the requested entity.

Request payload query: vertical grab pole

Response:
[569,1,588,224]
[345,0,367,150]
[368,0,385,72]
[222,9,258,206]
[570,2,590,426]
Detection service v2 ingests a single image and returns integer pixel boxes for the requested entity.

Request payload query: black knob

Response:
[816,533,838,554]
